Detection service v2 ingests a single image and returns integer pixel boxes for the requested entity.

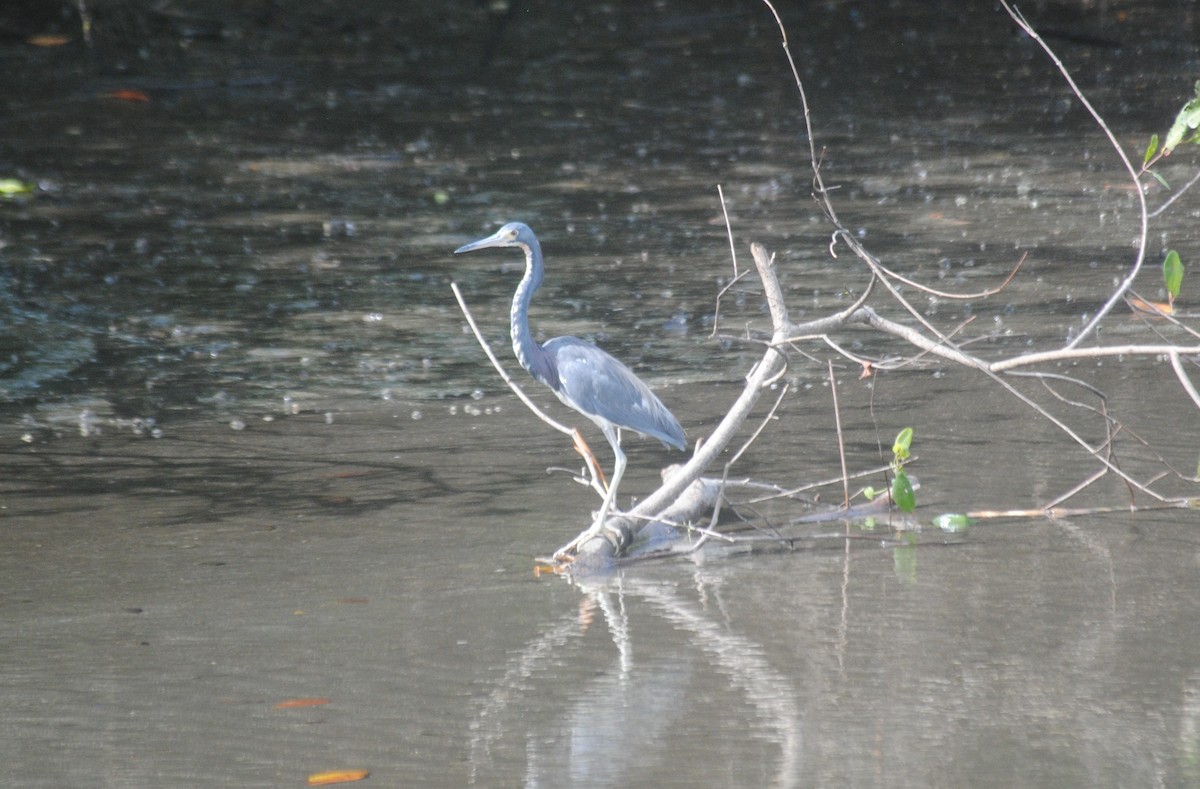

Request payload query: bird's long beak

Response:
[454,229,509,254]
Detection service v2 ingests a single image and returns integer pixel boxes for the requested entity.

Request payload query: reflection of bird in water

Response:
[454,222,686,554]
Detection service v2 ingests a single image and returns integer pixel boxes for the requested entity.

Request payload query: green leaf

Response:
[0,178,33,197]
[933,513,973,533]
[1151,170,1171,190]
[892,427,914,462]
[862,486,876,501]
[891,468,916,513]
[1163,249,1184,299]
[1145,133,1159,165]
[1163,81,1200,154]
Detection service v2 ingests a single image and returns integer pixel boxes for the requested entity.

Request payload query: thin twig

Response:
[967,501,1192,520]
[718,183,738,277]
[999,1,1149,349]
[452,281,611,501]
[828,359,850,509]
[873,251,1028,301]
[709,184,745,339]
[991,344,1200,372]
[625,243,792,523]
[725,383,790,471]
[738,461,896,505]
[450,282,576,439]
[1148,167,1200,219]
[1169,351,1200,410]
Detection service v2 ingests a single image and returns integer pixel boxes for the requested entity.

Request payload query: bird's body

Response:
[540,336,685,449]
[454,222,685,553]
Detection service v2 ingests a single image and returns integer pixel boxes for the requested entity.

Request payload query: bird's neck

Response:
[510,239,558,388]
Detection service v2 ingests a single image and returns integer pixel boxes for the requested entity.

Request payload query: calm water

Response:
[2,1,1200,786]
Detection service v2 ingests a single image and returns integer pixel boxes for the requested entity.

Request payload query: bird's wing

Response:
[543,337,685,449]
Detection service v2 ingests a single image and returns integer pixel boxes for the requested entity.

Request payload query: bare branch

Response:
[1169,352,1200,410]
[828,360,851,508]
[709,184,745,339]
[450,281,577,441]
[1149,167,1200,219]
[991,345,1200,372]
[998,0,1149,349]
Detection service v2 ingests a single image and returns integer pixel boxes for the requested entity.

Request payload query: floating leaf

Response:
[274,698,331,709]
[0,178,34,197]
[933,513,973,533]
[1163,249,1184,301]
[1144,133,1159,165]
[27,34,71,47]
[105,89,150,103]
[1127,296,1174,317]
[891,468,916,513]
[307,769,369,786]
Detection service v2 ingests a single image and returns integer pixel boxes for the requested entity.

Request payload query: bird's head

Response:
[453,222,535,254]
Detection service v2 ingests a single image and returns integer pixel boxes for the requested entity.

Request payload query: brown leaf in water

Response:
[274,697,331,709]
[28,34,71,46]
[326,470,374,479]
[105,89,150,103]
[307,770,369,785]
[1128,297,1174,317]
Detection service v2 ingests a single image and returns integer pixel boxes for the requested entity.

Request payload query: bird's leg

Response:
[571,428,608,493]
[555,426,626,558]
[594,430,626,524]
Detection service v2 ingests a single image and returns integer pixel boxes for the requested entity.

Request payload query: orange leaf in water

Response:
[307,770,369,785]
[326,470,374,479]
[105,89,150,103]
[1128,297,1174,317]
[28,34,71,46]
[274,697,331,709]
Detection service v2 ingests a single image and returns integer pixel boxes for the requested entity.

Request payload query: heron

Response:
[454,222,686,555]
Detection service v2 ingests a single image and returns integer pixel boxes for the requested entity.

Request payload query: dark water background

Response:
[2,1,1200,786]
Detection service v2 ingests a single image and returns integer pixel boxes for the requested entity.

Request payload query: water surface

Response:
[2,1,1200,786]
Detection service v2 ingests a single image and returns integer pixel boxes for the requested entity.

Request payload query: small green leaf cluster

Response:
[1163,80,1200,156]
[890,427,916,513]
[0,178,34,199]
[1143,86,1197,308]
[1143,82,1200,188]
[862,428,916,512]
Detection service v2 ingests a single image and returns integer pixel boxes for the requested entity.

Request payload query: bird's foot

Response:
[534,556,571,575]
[552,522,601,559]
[553,510,631,560]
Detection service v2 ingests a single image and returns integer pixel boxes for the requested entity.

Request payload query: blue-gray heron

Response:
[454,222,686,552]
